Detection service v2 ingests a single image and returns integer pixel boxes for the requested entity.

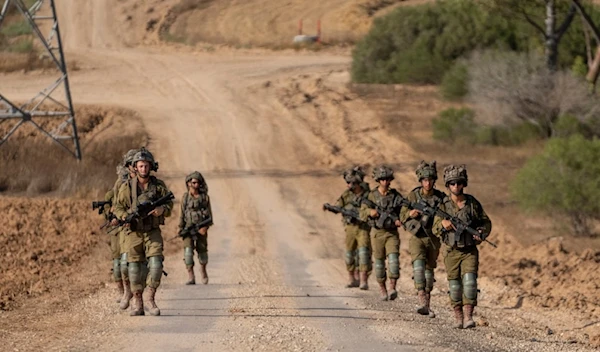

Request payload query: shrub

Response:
[441,61,469,100]
[432,107,476,143]
[511,135,600,236]
[0,21,32,37]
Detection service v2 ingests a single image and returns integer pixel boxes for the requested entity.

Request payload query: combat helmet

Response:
[343,166,366,184]
[443,164,468,187]
[372,165,394,182]
[416,160,437,181]
[131,147,159,172]
[123,148,139,167]
[185,171,208,191]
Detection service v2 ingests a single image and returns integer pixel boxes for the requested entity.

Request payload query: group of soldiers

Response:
[98,147,213,316]
[324,162,492,329]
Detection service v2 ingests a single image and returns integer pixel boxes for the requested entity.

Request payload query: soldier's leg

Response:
[127,231,145,316]
[372,231,388,301]
[119,252,133,310]
[423,236,440,318]
[344,226,359,288]
[197,234,209,284]
[110,232,123,302]
[444,248,464,328]
[144,229,164,316]
[410,237,428,314]
[386,232,400,301]
[357,226,372,290]
[182,236,195,285]
[461,247,479,329]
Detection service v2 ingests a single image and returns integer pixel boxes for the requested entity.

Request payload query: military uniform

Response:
[114,148,173,316]
[360,165,403,301]
[432,164,492,329]
[180,171,213,285]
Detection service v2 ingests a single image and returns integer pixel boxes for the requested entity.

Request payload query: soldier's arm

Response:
[399,191,416,223]
[205,194,214,227]
[103,189,114,220]
[334,191,346,208]
[359,192,374,222]
[431,202,447,237]
[179,193,187,229]
[474,198,492,235]
[114,182,130,220]
[156,182,173,218]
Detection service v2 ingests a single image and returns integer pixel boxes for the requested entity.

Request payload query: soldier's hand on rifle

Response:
[149,205,165,217]
[409,209,420,218]
[369,209,379,218]
[199,227,208,236]
[110,218,119,227]
[441,219,454,231]
[394,220,402,227]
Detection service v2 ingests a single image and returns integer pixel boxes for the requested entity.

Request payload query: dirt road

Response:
[1,1,597,351]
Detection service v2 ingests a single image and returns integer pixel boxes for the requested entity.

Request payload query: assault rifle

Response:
[120,192,175,230]
[168,217,213,242]
[322,203,364,224]
[361,196,410,229]
[410,199,496,248]
[92,200,111,215]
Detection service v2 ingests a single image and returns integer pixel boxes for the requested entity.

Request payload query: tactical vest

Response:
[404,187,445,237]
[339,183,369,225]
[369,187,402,230]
[129,176,164,232]
[182,192,211,227]
[441,195,478,248]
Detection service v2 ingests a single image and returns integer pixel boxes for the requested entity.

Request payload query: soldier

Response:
[360,165,403,301]
[114,148,173,316]
[432,165,492,329]
[101,186,123,303]
[400,161,446,318]
[324,166,372,290]
[179,171,213,285]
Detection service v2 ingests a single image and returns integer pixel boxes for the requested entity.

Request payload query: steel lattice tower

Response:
[0,0,81,159]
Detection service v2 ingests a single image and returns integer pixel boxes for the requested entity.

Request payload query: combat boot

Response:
[129,291,145,316]
[378,281,388,301]
[145,287,161,316]
[115,280,124,303]
[426,293,435,318]
[388,279,398,301]
[200,264,209,285]
[417,290,429,315]
[186,267,196,285]
[120,279,133,310]
[346,271,359,288]
[463,304,476,328]
[453,306,464,329]
[359,271,369,290]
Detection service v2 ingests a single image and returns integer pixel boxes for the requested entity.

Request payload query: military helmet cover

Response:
[132,147,159,171]
[416,160,437,181]
[343,166,366,184]
[186,171,208,191]
[123,148,139,166]
[372,165,394,181]
[443,164,468,186]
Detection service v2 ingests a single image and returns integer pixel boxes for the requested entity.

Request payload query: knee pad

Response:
[358,247,370,266]
[199,252,208,265]
[184,247,194,266]
[128,262,141,286]
[463,273,478,300]
[148,256,163,283]
[388,253,399,277]
[449,279,462,303]
[344,251,355,266]
[354,252,360,267]
[374,259,386,279]
[412,259,425,287]
[425,269,434,292]
[112,259,121,281]
[120,253,129,280]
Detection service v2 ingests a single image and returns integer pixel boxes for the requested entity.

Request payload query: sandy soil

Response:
[0,0,599,351]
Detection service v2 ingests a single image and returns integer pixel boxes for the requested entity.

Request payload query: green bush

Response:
[571,56,587,78]
[511,135,600,235]
[473,123,542,146]
[7,38,33,53]
[0,21,32,37]
[432,108,476,142]
[554,114,586,138]
[441,61,468,100]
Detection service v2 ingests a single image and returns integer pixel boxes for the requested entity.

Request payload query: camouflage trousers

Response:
[127,228,163,263]
[443,245,479,307]
[109,230,120,260]
[344,223,372,273]
[183,232,208,268]
[409,234,440,269]
[371,228,400,283]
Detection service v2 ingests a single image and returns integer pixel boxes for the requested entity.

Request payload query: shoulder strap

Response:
[131,177,139,210]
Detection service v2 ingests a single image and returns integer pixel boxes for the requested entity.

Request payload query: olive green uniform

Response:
[114,176,173,293]
[180,191,213,268]
[102,188,121,283]
[334,183,372,273]
[432,194,492,307]
[400,187,446,292]
[360,187,403,283]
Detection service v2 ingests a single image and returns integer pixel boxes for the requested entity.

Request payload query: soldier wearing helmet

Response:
[400,161,447,318]
[100,148,139,309]
[432,164,492,329]
[324,166,372,290]
[360,165,404,301]
[179,171,213,285]
[114,147,173,316]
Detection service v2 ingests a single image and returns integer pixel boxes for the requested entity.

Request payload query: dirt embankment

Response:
[257,70,600,347]
[0,105,148,311]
